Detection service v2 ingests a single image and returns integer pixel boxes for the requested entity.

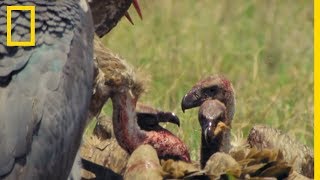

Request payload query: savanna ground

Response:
[88,0,314,161]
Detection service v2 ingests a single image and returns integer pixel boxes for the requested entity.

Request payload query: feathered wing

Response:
[248,125,314,178]
[88,0,132,37]
[0,0,94,179]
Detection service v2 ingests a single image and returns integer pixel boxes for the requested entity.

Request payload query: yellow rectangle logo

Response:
[6,6,35,47]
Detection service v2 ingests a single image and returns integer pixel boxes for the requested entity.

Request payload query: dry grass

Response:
[95,0,313,160]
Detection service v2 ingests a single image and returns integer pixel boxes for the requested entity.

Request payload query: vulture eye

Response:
[203,85,219,96]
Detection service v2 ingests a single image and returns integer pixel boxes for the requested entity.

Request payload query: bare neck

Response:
[200,129,231,168]
[224,94,235,122]
[111,92,146,153]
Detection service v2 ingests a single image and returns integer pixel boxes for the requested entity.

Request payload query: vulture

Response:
[108,55,191,162]
[247,125,314,178]
[0,0,141,179]
[0,0,94,179]
[181,75,314,178]
[88,0,143,119]
[197,100,231,168]
[194,99,293,179]
[80,35,189,178]
[81,104,180,179]
[135,103,180,130]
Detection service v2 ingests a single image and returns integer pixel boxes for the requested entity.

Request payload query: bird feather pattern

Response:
[0,0,94,179]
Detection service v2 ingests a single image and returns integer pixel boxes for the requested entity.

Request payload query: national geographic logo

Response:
[6,6,35,46]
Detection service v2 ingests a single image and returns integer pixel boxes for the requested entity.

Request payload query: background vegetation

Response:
[97,0,313,160]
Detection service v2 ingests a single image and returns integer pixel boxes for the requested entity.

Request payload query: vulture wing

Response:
[0,0,94,179]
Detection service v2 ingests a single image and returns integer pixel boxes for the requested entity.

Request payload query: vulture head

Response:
[181,75,235,121]
[181,75,235,167]
[198,100,230,145]
[197,100,231,168]
[136,103,180,130]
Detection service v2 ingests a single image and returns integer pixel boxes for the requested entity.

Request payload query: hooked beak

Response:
[137,112,180,127]
[125,0,143,25]
[181,88,202,113]
[204,121,229,144]
[158,112,180,127]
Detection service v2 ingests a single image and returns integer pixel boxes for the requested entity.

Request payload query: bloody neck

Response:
[111,91,191,162]
[111,91,146,153]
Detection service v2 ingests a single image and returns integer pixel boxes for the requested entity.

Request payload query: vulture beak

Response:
[125,0,143,25]
[158,112,180,127]
[181,87,203,113]
[198,99,229,144]
[204,121,229,145]
[137,111,180,127]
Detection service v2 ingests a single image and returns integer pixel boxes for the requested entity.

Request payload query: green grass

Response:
[98,0,313,161]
